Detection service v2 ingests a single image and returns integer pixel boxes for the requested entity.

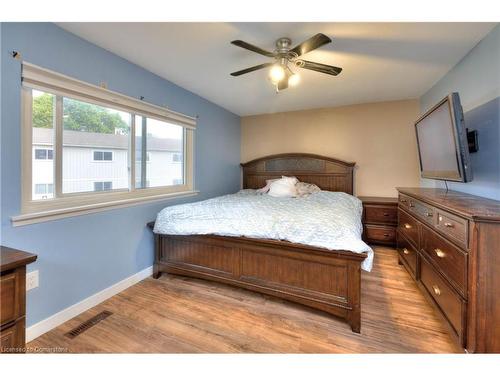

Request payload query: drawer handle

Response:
[383,213,389,217]
[403,248,410,255]
[425,212,433,217]
[400,199,407,203]
[432,285,441,296]
[444,222,454,228]
[383,233,389,237]
[434,248,446,258]
[404,223,412,229]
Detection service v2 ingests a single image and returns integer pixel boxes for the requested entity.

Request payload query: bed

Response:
[149,153,370,332]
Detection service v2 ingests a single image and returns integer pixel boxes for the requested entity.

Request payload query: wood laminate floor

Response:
[28,247,462,353]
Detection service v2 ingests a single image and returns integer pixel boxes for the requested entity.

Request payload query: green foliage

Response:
[32,93,55,128]
[32,93,129,134]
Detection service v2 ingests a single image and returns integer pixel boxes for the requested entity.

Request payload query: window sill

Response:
[11,190,199,227]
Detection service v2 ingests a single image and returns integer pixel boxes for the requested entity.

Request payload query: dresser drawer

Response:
[421,225,468,296]
[407,199,436,226]
[0,318,25,353]
[398,209,419,246]
[364,225,396,244]
[364,205,398,224]
[397,231,418,277]
[1,271,21,325]
[420,257,466,340]
[398,194,411,209]
[435,210,468,249]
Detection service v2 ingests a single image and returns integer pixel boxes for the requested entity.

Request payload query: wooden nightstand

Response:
[1,246,37,353]
[359,196,398,247]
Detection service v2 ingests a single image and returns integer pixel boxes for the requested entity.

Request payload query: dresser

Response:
[396,188,500,353]
[360,196,398,247]
[0,246,37,353]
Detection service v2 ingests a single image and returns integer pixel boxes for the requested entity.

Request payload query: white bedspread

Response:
[154,190,373,271]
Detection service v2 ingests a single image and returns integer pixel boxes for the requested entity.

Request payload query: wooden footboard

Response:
[150,229,367,333]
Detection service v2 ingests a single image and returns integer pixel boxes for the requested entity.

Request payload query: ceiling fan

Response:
[230,33,342,92]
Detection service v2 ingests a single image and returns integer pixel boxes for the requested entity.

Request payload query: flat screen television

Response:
[415,93,473,182]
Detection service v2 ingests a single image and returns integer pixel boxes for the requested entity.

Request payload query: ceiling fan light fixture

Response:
[269,65,285,83]
[288,73,300,86]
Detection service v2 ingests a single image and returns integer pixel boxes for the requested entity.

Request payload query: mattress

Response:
[154,190,373,271]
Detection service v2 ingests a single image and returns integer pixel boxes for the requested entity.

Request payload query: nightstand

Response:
[1,246,37,353]
[359,196,398,247]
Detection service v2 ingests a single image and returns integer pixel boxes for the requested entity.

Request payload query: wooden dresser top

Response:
[0,246,37,272]
[397,188,500,222]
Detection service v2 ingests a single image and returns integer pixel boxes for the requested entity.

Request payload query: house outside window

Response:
[35,148,53,160]
[93,150,113,161]
[94,181,113,191]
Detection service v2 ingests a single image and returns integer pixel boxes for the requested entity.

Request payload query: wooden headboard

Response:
[241,153,355,194]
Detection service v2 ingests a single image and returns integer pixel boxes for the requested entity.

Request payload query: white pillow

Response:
[256,178,280,194]
[268,176,298,197]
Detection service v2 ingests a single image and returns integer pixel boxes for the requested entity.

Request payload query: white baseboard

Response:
[26,266,153,342]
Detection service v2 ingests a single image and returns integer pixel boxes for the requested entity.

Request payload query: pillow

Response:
[268,176,298,198]
[295,182,321,197]
[256,178,280,194]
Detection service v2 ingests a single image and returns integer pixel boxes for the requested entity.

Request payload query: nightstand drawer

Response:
[364,225,396,244]
[365,205,398,224]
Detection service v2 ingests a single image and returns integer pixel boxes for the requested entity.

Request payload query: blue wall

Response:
[420,25,500,200]
[0,23,241,326]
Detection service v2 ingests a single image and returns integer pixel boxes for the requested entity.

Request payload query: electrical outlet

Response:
[26,270,39,291]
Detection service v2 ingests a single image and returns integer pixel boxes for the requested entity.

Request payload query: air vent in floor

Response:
[65,310,113,339]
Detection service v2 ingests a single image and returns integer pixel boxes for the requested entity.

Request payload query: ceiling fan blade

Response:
[290,33,331,57]
[231,40,275,57]
[299,60,342,76]
[230,63,273,77]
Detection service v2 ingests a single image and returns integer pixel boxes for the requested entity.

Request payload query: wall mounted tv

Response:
[415,93,473,182]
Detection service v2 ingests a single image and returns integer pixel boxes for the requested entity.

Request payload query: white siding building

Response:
[32,128,183,200]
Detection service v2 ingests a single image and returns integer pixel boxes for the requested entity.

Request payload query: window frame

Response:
[14,63,197,226]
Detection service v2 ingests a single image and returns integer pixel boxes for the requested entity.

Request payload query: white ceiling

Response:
[58,22,496,116]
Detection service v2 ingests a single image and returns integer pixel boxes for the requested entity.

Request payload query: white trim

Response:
[12,190,199,226]
[22,62,196,129]
[26,266,153,343]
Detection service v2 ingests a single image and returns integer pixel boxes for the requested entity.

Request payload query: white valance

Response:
[21,62,197,129]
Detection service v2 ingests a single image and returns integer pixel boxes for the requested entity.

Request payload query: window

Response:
[94,181,113,191]
[93,151,113,161]
[135,116,184,189]
[17,63,196,225]
[35,149,53,160]
[34,183,54,196]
